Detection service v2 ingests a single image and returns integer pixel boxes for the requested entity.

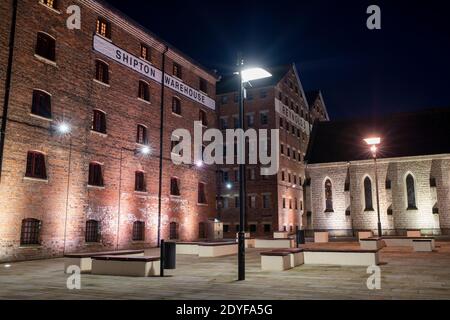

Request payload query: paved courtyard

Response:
[1,242,450,300]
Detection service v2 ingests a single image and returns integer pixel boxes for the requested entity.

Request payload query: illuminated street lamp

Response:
[364,137,382,237]
[236,56,272,281]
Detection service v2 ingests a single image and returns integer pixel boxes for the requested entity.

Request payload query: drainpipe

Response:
[157,45,169,248]
[0,0,19,183]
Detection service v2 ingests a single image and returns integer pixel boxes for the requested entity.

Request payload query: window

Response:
[246,91,254,101]
[263,224,271,233]
[170,177,180,196]
[222,171,229,182]
[95,60,109,84]
[135,171,146,192]
[40,0,57,9]
[247,168,256,181]
[235,224,240,232]
[138,81,150,101]
[289,199,293,209]
[198,182,207,204]
[199,109,208,126]
[295,198,298,210]
[233,116,239,128]
[364,177,374,211]
[280,144,284,155]
[248,195,256,208]
[220,96,229,105]
[260,89,267,99]
[26,151,47,180]
[96,17,111,39]
[169,222,179,240]
[281,170,285,181]
[220,117,228,129]
[199,78,208,94]
[20,219,41,245]
[223,224,230,233]
[282,198,286,209]
[406,174,417,209]
[173,63,182,79]
[198,222,206,239]
[132,221,145,241]
[85,220,100,243]
[325,179,333,212]
[140,44,151,62]
[172,97,181,115]
[249,224,257,233]
[92,109,106,134]
[385,179,392,189]
[35,32,55,62]
[430,178,437,187]
[262,195,270,209]
[246,114,255,127]
[88,162,104,187]
[31,90,51,119]
[235,196,240,208]
[260,112,268,125]
[136,125,148,145]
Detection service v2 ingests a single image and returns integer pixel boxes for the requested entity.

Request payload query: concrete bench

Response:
[359,238,385,250]
[260,251,292,271]
[176,242,200,255]
[272,248,304,268]
[91,255,160,277]
[245,238,256,248]
[254,238,295,249]
[303,248,380,266]
[198,242,238,257]
[413,239,434,252]
[273,231,290,239]
[64,250,145,273]
[382,236,435,249]
[358,231,373,240]
[314,232,329,243]
[407,230,422,238]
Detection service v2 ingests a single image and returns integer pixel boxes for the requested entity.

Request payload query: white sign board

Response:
[275,99,310,135]
[93,35,215,110]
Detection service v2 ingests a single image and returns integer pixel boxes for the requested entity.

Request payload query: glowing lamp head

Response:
[241,67,272,83]
[370,145,378,154]
[4,264,11,268]
[226,183,232,190]
[57,122,71,134]
[195,160,203,168]
[140,145,151,155]
[364,137,381,146]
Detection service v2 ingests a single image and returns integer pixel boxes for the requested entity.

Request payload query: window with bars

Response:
[20,218,41,245]
[199,78,208,94]
[260,112,268,125]
[169,222,179,240]
[246,114,255,127]
[96,17,111,39]
[31,90,52,119]
[132,221,145,241]
[198,222,206,239]
[35,32,55,62]
[85,220,100,243]
[136,125,148,145]
[88,163,104,187]
[172,97,181,115]
[92,110,106,134]
[173,63,182,79]
[40,0,57,9]
[135,171,146,192]
[26,151,47,180]
[138,81,150,102]
[198,183,207,204]
[140,44,151,62]
[199,109,208,126]
[170,177,180,196]
[95,60,109,84]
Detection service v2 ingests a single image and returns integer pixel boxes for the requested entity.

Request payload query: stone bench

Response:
[407,230,422,238]
[64,250,145,273]
[260,251,292,271]
[382,236,435,250]
[314,232,329,243]
[303,248,380,266]
[359,237,385,250]
[91,255,160,277]
[254,238,295,249]
[413,239,434,252]
[272,248,304,268]
[358,231,374,240]
[176,242,200,255]
[273,231,290,239]
[198,242,238,257]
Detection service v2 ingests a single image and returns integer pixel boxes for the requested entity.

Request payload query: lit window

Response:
[40,0,57,9]
[26,151,47,180]
[35,32,55,62]
[140,44,151,62]
[20,219,41,245]
[95,60,109,84]
[31,90,51,118]
[96,17,111,39]
[88,162,104,187]
[173,63,182,79]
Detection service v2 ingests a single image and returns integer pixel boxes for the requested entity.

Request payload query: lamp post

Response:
[364,137,382,237]
[236,55,272,281]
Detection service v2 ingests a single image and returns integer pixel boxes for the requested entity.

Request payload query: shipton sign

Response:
[93,35,215,110]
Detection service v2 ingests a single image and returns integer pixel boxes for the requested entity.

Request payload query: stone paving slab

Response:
[1,242,450,300]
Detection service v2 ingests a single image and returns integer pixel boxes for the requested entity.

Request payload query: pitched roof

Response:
[305,108,450,164]
[216,65,292,95]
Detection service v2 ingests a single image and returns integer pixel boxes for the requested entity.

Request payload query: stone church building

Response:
[304,109,450,236]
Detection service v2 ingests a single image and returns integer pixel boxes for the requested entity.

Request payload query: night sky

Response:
[104,0,450,120]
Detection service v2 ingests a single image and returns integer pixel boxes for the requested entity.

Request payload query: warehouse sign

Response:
[93,35,215,110]
[275,99,310,135]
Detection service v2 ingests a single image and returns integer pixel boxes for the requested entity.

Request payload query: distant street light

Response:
[236,56,272,281]
[364,137,382,237]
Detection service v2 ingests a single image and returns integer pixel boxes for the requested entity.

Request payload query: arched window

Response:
[132,221,145,241]
[138,81,150,101]
[92,109,106,134]
[95,60,109,84]
[20,218,41,245]
[406,174,417,209]
[31,90,52,119]
[35,32,55,61]
[169,222,179,240]
[364,177,374,211]
[325,179,333,212]
[26,151,47,180]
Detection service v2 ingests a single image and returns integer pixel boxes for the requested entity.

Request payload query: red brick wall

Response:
[0,0,217,262]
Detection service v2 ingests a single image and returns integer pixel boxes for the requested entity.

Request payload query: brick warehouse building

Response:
[304,109,450,236]
[215,64,329,237]
[0,0,219,262]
